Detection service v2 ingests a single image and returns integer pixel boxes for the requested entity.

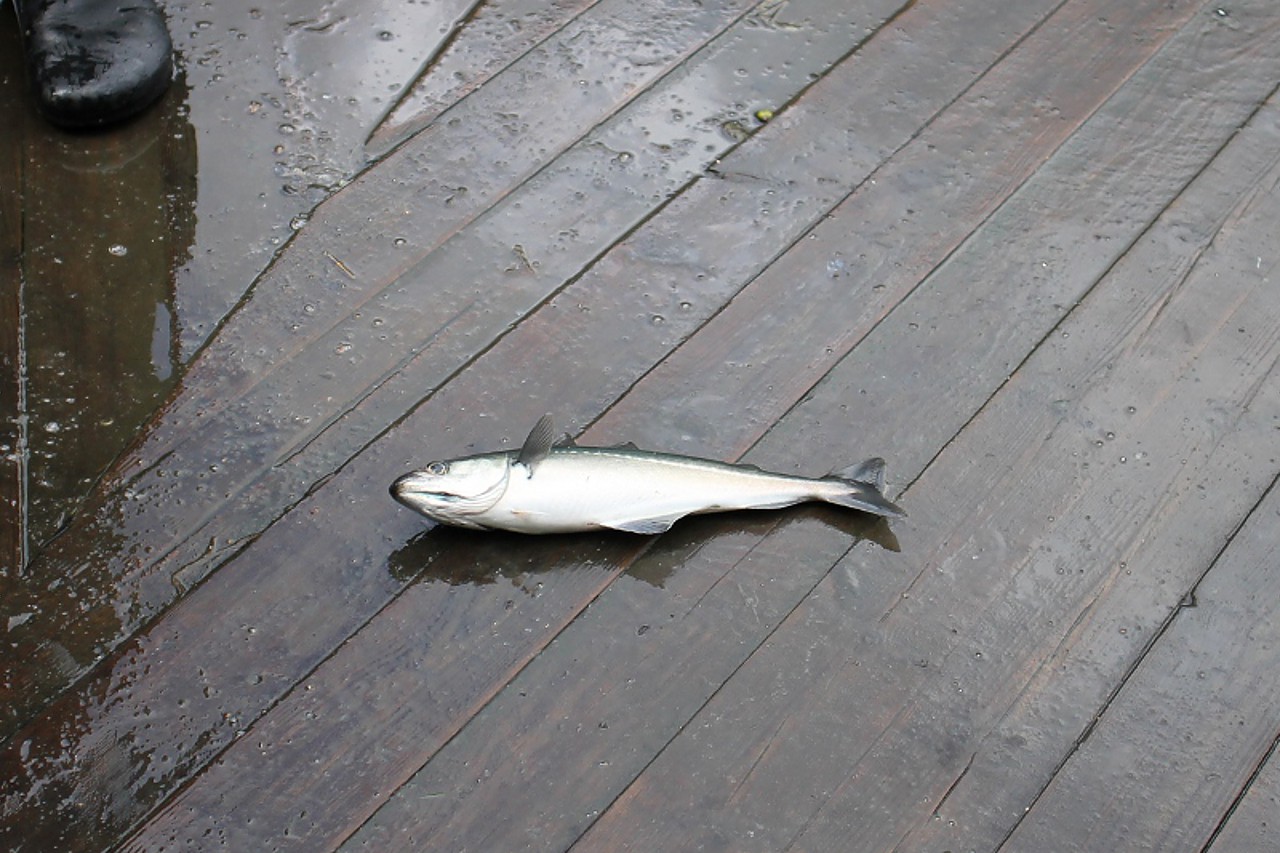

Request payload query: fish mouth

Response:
[390,466,511,519]
[390,473,459,505]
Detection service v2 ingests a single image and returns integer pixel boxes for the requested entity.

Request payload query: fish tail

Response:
[823,458,907,518]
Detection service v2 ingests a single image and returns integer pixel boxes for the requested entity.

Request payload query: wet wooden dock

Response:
[4,0,1280,849]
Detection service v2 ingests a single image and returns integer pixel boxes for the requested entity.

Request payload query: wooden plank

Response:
[0,14,27,581]
[1207,739,1280,853]
[5,1,1271,850]
[999,478,1280,848]
[339,2,1273,848]
[129,1,1267,851]
[1,0,841,739]
[2,0,945,846]
[105,0,1099,845]
[576,32,1280,853]
[366,0,602,156]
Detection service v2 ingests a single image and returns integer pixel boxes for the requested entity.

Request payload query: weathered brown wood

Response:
[111,0,1109,847]
[4,1,934,846]
[1208,740,1280,852]
[6,3,1280,853]
[0,17,27,580]
[575,31,1280,853]
[123,1,1273,850]
[1,0,839,740]
[366,0,602,156]
[353,7,1280,851]
[999,477,1280,849]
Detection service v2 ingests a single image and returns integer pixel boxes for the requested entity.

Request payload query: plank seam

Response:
[872,73,1280,522]
[994,465,1280,850]
[1200,726,1280,852]
[588,0,1077,442]
[561,539,859,852]
[362,0,491,153]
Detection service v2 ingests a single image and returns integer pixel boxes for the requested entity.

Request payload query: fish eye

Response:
[426,461,448,476]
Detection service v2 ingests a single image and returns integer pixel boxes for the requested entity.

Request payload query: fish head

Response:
[390,454,511,528]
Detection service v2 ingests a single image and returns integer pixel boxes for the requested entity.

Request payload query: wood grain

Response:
[5,1,1280,852]
[0,16,26,581]
[1000,479,1280,849]
[366,0,602,156]
[1,0,885,742]
[1207,737,1280,853]
[348,0,1280,850]
[572,6,1280,852]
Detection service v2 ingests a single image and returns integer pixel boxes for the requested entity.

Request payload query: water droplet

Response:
[290,214,308,230]
[108,244,128,257]
[650,314,665,325]
[392,237,407,247]
[377,30,394,41]
[335,343,352,354]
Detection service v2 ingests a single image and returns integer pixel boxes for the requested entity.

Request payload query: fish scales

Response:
[391,415,905,535]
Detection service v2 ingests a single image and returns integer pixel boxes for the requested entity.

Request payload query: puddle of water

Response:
[2,0,454,565]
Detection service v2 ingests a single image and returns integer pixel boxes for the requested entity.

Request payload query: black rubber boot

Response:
[13,0,173,129]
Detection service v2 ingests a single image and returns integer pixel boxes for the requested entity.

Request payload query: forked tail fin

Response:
[824,458,907,519]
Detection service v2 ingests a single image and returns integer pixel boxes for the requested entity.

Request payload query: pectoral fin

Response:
[516,414,556,476]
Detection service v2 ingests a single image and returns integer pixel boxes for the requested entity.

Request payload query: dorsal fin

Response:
[516,414,556,477]
[556,432,578,448]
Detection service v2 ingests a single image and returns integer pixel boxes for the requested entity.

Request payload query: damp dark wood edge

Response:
[129,0,772,450]
[0,0,904,742]
[0,49,24,583]
[124,1,1264,845]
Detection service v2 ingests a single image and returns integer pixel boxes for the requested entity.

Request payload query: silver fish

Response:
[390,415,906,534]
